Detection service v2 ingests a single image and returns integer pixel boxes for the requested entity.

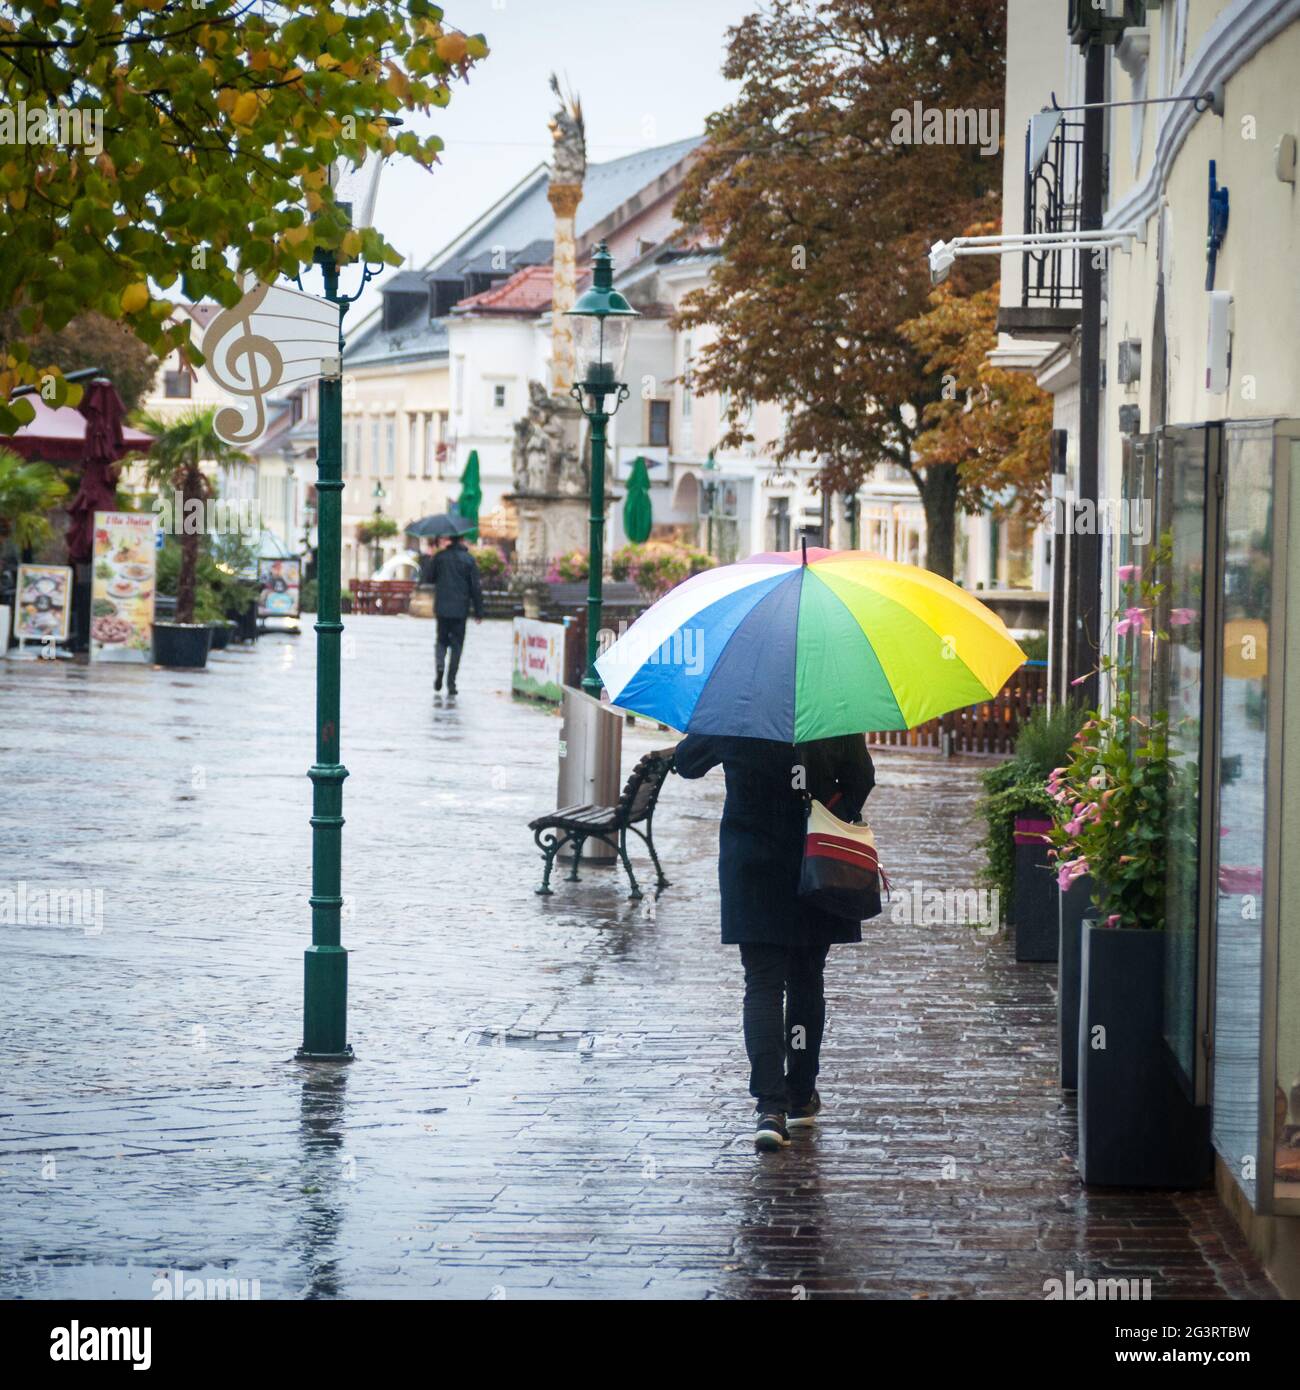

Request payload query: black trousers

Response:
[738,941,830,1114]
[435,617,468,684]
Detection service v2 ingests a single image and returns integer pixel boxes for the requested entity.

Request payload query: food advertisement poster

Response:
[257,558,301,618]
[511,617,565,703]
[14,564,73,644]
[90,512,158,663]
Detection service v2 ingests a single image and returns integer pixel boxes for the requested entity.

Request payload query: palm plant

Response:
[0,448,68,558]
[133,408,247,623]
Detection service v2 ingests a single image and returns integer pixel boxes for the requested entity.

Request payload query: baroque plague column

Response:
[508,76,595,597]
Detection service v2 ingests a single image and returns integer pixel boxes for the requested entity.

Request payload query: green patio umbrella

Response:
[622,456,652,544]
[456,450,482,542]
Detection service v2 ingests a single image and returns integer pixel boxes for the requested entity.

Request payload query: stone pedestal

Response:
[509,494,591,567]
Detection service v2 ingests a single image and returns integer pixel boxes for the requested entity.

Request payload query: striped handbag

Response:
[797,796,888,921]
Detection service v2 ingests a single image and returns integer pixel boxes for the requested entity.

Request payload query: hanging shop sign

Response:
[201,277,338,447]
[90,512,157,662]
[14,563,73,644]
[257,557,302,618]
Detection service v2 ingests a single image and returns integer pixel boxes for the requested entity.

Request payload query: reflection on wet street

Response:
[0,618,1273,1297]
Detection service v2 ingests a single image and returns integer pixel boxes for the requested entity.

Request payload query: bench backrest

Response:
[615,748,675,827]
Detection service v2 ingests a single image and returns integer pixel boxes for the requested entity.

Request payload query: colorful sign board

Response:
[257,557,301,618]
[14,563,73,644]
[90,512,157,662]
[512,617,566,703]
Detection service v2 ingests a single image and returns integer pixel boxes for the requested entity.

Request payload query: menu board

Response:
[14,564,73,644]
[257,557,301,618]
[90,511,158,663]
[511,617,565,703]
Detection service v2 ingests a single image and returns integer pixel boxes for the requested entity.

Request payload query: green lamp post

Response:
[566,241,638,697]
[296,147,394,1063]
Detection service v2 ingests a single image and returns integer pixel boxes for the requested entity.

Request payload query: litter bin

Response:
[557,684,622,864]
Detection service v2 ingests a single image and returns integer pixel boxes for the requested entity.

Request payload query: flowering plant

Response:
[1047,538,1177,930]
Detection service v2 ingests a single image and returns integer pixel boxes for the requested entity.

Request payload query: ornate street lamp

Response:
[566,241,638,697]
[369,480,388,575]
[295,144,393,1063]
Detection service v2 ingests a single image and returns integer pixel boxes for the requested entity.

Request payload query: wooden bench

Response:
[529,748,675,900]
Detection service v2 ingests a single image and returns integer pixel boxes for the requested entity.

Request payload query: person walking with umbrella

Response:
[596,542,1025,1151]
[675,731,875,1150]
[426,513,483,696]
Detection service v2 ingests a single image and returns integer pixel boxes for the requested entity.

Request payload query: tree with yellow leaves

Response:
[0,1,487,432]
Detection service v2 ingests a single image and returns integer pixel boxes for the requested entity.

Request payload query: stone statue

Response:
[512,380,583,496]
[548,73,586,187]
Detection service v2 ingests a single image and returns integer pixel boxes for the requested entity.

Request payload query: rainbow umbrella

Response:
[595,546,1025,741]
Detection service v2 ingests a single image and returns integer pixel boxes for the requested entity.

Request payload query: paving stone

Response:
[0,617,1278,1299]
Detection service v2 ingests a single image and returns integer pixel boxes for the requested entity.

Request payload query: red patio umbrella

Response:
[4,380,154,561]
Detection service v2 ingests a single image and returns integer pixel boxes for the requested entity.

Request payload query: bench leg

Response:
[567,835,586,881]
[617,829,643,900]
[534,827,566,895]
[643,814,670,895]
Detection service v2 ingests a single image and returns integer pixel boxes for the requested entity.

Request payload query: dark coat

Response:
[674,733,876,946]
[430,542,483,619]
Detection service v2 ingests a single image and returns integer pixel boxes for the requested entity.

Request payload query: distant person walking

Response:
[430,535,483,696]
[674,733,876,1152]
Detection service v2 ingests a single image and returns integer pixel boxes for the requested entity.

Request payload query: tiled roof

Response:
[345,135,702,367]
[427,136,702,279]
[452,264,556,315]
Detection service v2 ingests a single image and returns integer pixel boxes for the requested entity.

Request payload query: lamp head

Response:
[567,241,638,392]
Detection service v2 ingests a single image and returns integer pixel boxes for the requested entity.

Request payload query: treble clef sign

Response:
[202,279,285,445]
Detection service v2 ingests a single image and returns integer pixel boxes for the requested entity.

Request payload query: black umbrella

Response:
[406,510,473,539]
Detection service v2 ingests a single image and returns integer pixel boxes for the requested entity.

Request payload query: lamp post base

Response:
[294,1046,356,1063]
[300,942,350,1059]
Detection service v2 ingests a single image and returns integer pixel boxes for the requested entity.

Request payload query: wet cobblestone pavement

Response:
[0,618,1277,1299]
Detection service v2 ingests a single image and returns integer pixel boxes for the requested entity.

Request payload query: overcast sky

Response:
[351,0,751,318]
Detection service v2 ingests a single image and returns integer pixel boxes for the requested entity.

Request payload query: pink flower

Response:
[1170,608,1196,627]
[1065,818,1083,837]
[1116,606,1146,637]
[1070,671,1092,687]
[1117,564,1140,582]
[1105,914,1121,928]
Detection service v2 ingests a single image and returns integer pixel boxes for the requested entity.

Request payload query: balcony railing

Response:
[1022,114,1084,310]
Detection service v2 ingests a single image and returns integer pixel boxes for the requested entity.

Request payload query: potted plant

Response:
[1047,548,1211,1187]
[0,449,68,654]
[975,701,1082,961]
[135,408,247,669]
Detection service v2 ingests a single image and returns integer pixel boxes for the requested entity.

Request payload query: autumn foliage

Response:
[674,0,1020,576]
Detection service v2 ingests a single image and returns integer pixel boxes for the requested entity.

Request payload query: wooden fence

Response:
[865,662,1047,756]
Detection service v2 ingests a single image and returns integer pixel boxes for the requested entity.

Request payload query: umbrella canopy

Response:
[623,456,653,544]
[456,451,482,542]
[595,547,1026,742]
[406,509,472,540]
[2,388,154,465]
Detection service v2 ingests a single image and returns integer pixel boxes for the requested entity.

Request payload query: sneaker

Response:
[754,1113,789,1152]
[434,671,443,692]
[787,1091,821,1127]
[447,681,458,697]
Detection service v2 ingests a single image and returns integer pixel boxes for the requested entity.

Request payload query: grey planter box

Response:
[1077,923,1211,1188]
[1012,815,1056,962]
[1057,876,1094,1090]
